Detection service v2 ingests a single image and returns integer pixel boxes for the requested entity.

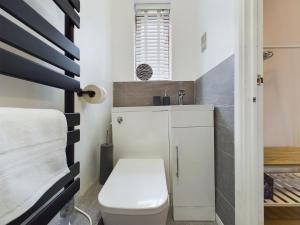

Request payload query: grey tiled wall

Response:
[113,81,194,107]
[195,55,235,225]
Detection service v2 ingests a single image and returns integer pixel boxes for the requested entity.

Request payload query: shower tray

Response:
[264,173,300,207]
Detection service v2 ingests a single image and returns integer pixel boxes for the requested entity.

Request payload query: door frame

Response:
[234,0,264,224]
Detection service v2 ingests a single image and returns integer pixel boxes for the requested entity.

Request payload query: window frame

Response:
[134,3,172,81]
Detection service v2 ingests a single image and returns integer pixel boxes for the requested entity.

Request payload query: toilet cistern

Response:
[178,90,186,105]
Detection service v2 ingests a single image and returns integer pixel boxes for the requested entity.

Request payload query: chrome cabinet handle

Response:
[176,146,179,178]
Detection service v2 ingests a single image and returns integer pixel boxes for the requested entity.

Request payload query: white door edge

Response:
[234,0,264,225]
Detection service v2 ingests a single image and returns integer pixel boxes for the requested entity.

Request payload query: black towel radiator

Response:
[0,0,82,224]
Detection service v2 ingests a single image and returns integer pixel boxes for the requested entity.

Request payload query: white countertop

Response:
[112,105,214,113]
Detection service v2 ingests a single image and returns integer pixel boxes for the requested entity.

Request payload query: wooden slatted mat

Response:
[265,173,300,207]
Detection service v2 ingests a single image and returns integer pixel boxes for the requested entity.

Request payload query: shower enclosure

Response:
[263,0,300,225]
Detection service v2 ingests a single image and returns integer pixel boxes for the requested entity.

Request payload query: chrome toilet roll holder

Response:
[77,89,96,98]
[77,84,107,104]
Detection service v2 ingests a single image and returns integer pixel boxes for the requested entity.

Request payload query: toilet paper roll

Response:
[81,85,107,104]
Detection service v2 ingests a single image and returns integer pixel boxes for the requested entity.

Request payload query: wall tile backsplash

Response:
[195,55,235,225]
[113,81,194,107]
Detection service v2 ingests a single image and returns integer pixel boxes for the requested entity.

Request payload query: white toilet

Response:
[98,108,170,225]
[98,159,169,225]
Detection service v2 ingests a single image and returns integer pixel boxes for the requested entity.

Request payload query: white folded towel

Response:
[0,108,70,224]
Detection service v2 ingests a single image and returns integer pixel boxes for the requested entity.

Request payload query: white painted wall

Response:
[111,0,135,82]
[197,0,235,78]
[0,0,113,194]
[111,0,201,81]
[75,0,113,194]
[172,0,201,81]
[264,0,300,147]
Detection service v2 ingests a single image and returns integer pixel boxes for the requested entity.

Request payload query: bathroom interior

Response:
[263,0,300,225]
[0,0,235,225]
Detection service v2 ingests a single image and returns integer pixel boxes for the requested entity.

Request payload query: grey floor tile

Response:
[189,222,217,225]
[168,221,216,225]
[50,183,102,225]
[71,184,102,225]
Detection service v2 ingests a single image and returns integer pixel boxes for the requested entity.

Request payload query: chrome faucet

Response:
[178,90,186,105]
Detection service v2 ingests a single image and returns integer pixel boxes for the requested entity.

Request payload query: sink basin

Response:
[112,105,214,113]
[169,105,214,111]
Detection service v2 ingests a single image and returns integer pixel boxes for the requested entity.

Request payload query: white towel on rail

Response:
[0,108,70,224]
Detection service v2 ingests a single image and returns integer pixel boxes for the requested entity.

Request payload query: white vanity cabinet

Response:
[112,105,215,221]
[170,107,215,221]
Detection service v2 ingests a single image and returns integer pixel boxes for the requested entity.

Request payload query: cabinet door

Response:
[172,127,214,207]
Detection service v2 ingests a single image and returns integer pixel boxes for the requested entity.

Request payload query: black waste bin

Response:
[100,143,113,185]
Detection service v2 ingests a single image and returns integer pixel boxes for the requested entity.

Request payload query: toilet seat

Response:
[98,159,169,216]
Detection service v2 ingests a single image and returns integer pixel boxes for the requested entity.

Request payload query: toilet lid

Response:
[98,159,169,215]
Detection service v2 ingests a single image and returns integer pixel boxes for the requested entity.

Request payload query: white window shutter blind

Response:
[135,8,171,80]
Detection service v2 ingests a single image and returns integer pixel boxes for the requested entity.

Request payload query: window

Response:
[135,5,171,80]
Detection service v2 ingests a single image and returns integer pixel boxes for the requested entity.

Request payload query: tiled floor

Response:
[50,184,216,225]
